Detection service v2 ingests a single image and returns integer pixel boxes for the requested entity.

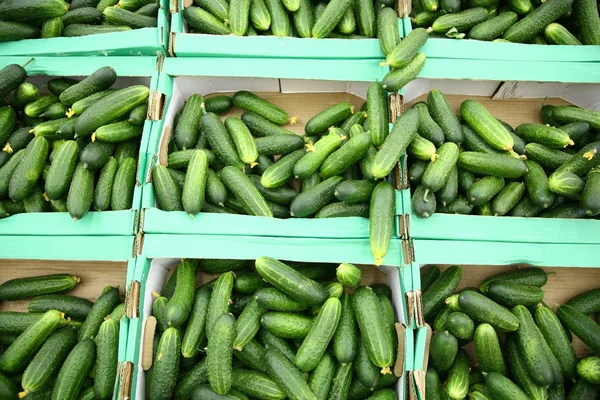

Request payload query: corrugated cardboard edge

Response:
[405,291,415,327]
[118,361,133,400]
[142,316,157,370]
[403,239,415,265]
[415,290,424,327]
[126,280,141,319]
[399,214,410,240]
[414,370,426,400]
[422,324,432,372]
[394,323,406,377]
[408,371,417,400]
[150,90,165,121]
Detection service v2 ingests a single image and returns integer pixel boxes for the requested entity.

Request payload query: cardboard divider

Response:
[170,0,402,58]
[0,258,134,400]
[142,67,409,239]
[0,0,169,56]
[398,76,600,266]
[128,254,412,400]
[0,56,161,243]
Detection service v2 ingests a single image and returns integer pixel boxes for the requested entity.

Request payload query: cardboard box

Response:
[0,0,169,57]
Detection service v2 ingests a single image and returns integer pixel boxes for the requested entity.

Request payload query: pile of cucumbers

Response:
[421,265,600,400]
[0,273,124,399]
[0,0,160,42]
[152,79,434,264]
[147,257,401,400]
[0,64,150,221]
[409,90,600,219]
[411,0,600,45]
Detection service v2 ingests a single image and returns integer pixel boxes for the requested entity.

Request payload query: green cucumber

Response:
[51,339,96,400]
[577,357,600,385]
[548,170,584,200]
[61,7,103,26]
[110,156,136,211]
[264,348,317,400]
[175,359,208,399]
[28,295,92,321]
[545,22,582,45]
[436,165,458,206]
[0,64,27,99]
[255,288,309,312]
[321,131,372,178]
[415,103,445,147]
[93,121,142,144]
[59,67,116,107]
[8,136,49,202]
[233,338,265,373]
[430,330,458,373]
[232,91,289,126]
[474,323,506,375]
[446,349,470,400]
[426,369,443,400]
[308,353,336,400]
[0,310,65,374]
[221,166,272,217]
[414,10,443,27]
[548,384,565,400]
[355,0,376,36]
[461,100,515,152]
[421,265,441,293]
[369,181,394,266]
[378,7,401,56]
[80,141,114,171]
[367,82,389,147]
[94,318,118,400]
[234,297,265,349]
[524,160,555,208]
[164,260,195,328]
[0,312,43,335]
[251,0,271,30]
[352,286,393,374]
[0,0,69,22]
[92,156,117,211]
[446,311,475,340]
[567,379,598,400]
[231,369,285,400]
[432,8,488,33]
[541,204,587,218]
[294,132,343,178]
[381,52,427,92]
[486,281,543,307]
[265,0,290,36]
[203,113,245,169]
[260,149,304,189]
[261,312,311,339]
[248,175,296,205]
[372,108,419,179]
[204,95,233,115]
[509,196,544,217]
[181,150,208,216]
[503,0,574,42]
[428,90,463,144]
[557,304,600,353]
[259,329,296,364]
[516,123,574,148]
[457,290,519,332]
[181,286,210,358]
[554,141,600,176]
[11,83,38,111]
[78,286,120,341]
[305,103,354,136]
[135,3,159,16]
[225,117,258,167]
[207,313,236,395]
[355,337,381,389]
[63,23,132,36]
[422,265,462,321]
[485,372,531,400]
[422,142,459,194]
[19,326,77,397]
[117,0,154,11]
[148,327,181,400]
[329,362,354,400]
[183,6,230,35]
[41,102,68,120]
[241,112,294,138]
[312,0,353,38]
[409,134,438,162]
[535,305,577,380]
[314,201,368,218]
[205,169,227,206]
[332,293,358,364]
[206,272,235,338]
[491,181,525,216]
[566,288,600,315]
[505,335,548,400]
[574,0,600,45]
[152,164,183,211]
[0,21,39,42]
[468,11,519,40]
[256,257,327,307]
[103,5,157,28]
[22,185,47,213]
[3,127,32,154]
[384,28,428,69]
[458,152,527,178]
[290,175,343,217]
[360,145,377,181]
[0,372,17,400]
[507,0,533,14]
[0,274,79,301]
[335,180,374,203]
[43,140,78,200]
[458,170,477,193]
[75,85,149,137]
[255,134,305,156]
[234,273,267,294]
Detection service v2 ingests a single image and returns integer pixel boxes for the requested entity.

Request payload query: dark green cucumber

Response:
[474,323,506,375]
[415,103,445,147]
[369,181,395,266]
[480,267,548,293]
[446,311,475,341]
[566,288,600,315]
[458,152,527,178]
[149,327,181,400]
[183,6,230,34]
[413,183,437,217]
[78,286,120,341]
[234,297,265,351]
[203,95,232,115]
[567,378,598,400]
[355,336,380,389]
[334,180,374,203]
[486,281,544,308]
[181,286,211,358]
[8,136,49,202]
[232,91,288,125]
[554,141,600,177]
[41,102,68,120]
[290,176,343,217]
[255,134,305,156]
[457,290,519,332]
[381,53,427,92]
[445,349,470,400]
[535,305,577,380]
[505,335,548,400]
[94,120,142,144]
[231,369,285,400]
[421,142,459,194]
[305,102,354,136]
[422,265,462,321]
[421,265,441,294]
[51,338,96,400]
[221,166,272,217]
[577,357,600,385]
[468,11,519,40]
[548,170,584,200]
[557,305,600,353]
[63,23,132,36]
[103,6,158,28]
[264,0,290,36]
[293,132,343,178]
[260,149,305,189]
[94,318,118,400]
[261,312,311,340]
[255,288,309,312]
[174,94,204,150]
[430,330,458,373]
[314,201,368,218]
[384,28,428,69]
[516,123,574,148]
[0,312,44,335]
[91,156,117,211]
[524,160,555,208]
[28,295,92,321]
[312,0,353,38]
[321,131,372,178]
[241,112,295,138]
[164,260,195,328]
[59,67,116,107]
[152,164,183,211]
[207,313,236,395]
[0,274,79,301]
[11,83,38,111]
[544,22,582,44]
[432,8,488,32]
[0,21,39,42]
[485,372,531,400]
[3,127,33,154]
[308,353,335,400]
[367,82,389,147]
[61,6,103,26]
[0,64,27,100]
[503,0,574,43]
[332,293,358,364]
[264,347,316,400]
[491,181,525,216]
[378,7,401,56]
[428,90,463,144]
[110,156,136,211]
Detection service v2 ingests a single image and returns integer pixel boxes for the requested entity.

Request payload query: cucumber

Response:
[312,0,353,38]
[110,156,136,211]
[535,305,577,380]
[221,166,272,217]
[436,165,458,206]
[331,293,359,364]
[367,82,389,148]
[445,349,470,400]
[250,0,271,30]
[59,67,116,107]
[554,141,600,176]
[41,102,68,120]
[183,6,230,35]
[205,271,234,339]
[409,134,438,162]
[61,6,103,26]
[432,8,488,33]
[329,362,354,400]
[384,28,429,69]
[0,312,43,335]
[256,257,327,307]
[75,85,149,138]
[0,64,27,100]
[468,11,519,40]
[204,169,227,206]
[234,297,264,350]
[0,0,69,22]
[0,310,65,374]
[66,162,94,219]
[11,83,38,111]
[149,328,181,400]
[548,170,584,200]
[0,372,17,400]
[355,336,381,389]
[369,181,394,266]
[175,359,208,399]
[567,379,598,400]
[181,286,211,358]
[355,0,376,36]
[335,180,375,204]
[259,329,297,365]
[541,204,587,218]
[234,273,267,294]
[0,21,39,42]
[28,295,92,321]
[19,326,77,397]
[264,348,317,400]
[515,123,574,148]
[414,11,443,27]
[308,353,336,400]
[204,96,233,115]
[255,134,305,156]
[352,286,393,374]
[428,90,463,144]
[0,149,25,198]
[415,103,445,147]
[574,0,600,44]
[457,290,519,332]
[480,268,548,293]
[248,175,296,205]
[47,78,78,96]
[548,385,565,400]
[233,338,266,373]
[94,318,118,400]
[372,108,419,179]
[381,53,427,92]
[503,0,574,42]
[93,121,142,144]
[378,7,401,56]
[241,112,295,138]
[231,369,285,400]
[63,23,132,36]
[491,181,525,216]
[321,132,371,178]
[422,265,462,321]
[117,0,154,11]
[544,22,581,44]
[485,372,531,400]
[104,5,157,27]
[474,323,506,375]
[505,335,548,400]
[152,164,183,211]
[290,176,343,217]
[22,185,47,213]
[232,91,288,126]
[577,357,600,385]
[529,144,573,171]
[78,286,120,341]
[225,117,258,167]
[91,156,117,211]
[507,0,533,14]
[566,288,600,315]
[0,274,79,301]
[203,113,245,168]
[181,150,208,216]
[461,100,515,152]
[557,305,600,353]
[314,201,368,218]
[255,288,309,312]
[523,160,555,208]
[164,260,195,328]
[422,142,459,195]
[261,312,311,340]
[8,136,49,202]
[42,140,77,200]
[458,152,527,178]
[51,338,96,400]
[207,313,236,395]
[3,127,33,154]
[486,281,544,308]
[430,330,458,373]
[446,311,475,341]
[305,103,354,136]
[134,3,159,16]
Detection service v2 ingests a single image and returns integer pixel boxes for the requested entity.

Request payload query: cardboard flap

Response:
[150,90,165,121]
[126,280,141,319]
[408,371,417,400]
[118,361,133,400]
[403,239,415,265]
[423,324,432,372]
[414,370,426,400]
[145,153,156,184]
[399,215,410,240]
[394,323,406,376]
[142,316,157,371]
[415,290,424,327]
[405,291,415,327]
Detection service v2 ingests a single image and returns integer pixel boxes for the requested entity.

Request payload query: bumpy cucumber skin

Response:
[378,7,401,56]
[505,335,549,400]
[329,362,354,400]
[290,176,343,218]
[369,181,395,266]
[458,152,527,178]
[415,103,445,147]
[93,157,118,211]
[182,150,208,216]
[491,181,525,216]
[9,136,49,202]
[153,165,183,211]
[229,0,251,35]
[474,323,507,375]
[94,318,119,400]
[422,142,460,193]
[428,90,463,144]
[486,281,544,308]
[557,305,600,354]
[468,11,519,40]
[574,0,600,45]
[221,166,273,217]
[174,94,204,150]
[66,163,94,221]
[485,372,532,400]
[461,100,515,152]
[264,348,317,400]
[207,313,236,395]
[149,327,181,400]
[535,305,577,381]
[385,28,428,68]
[308,353,336,400]
[78,286,120,341]
[544,22,582,45]
[458,290,519,332]
[503,0,574,43]
[381,53,426,92]
[422,265,462,321]
[432,7,488,32]
[45,140,79,201]
[110,156,136,211]
[368,82,389,147]
[51,338,96,400]
[312,0,353,38]
[430,330,458,373]
[183,6,230,34]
